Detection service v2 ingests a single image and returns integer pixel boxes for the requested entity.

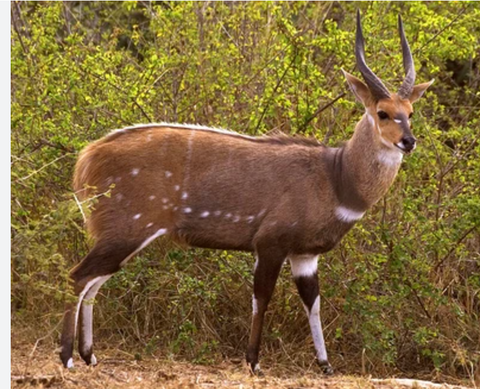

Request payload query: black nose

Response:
[401,136,416,151]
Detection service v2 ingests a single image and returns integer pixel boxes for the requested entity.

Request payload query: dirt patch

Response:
[11,339,474,389]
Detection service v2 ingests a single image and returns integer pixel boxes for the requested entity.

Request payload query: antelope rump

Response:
[60,11,433,375]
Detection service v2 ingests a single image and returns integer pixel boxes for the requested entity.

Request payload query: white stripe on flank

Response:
[335,206,365,222]
[290,255,318,278]
[108,122,257,140]
[120,228,168,266]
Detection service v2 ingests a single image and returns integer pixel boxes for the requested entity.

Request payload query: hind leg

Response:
[60,241,139,368]
[78,274,111,365]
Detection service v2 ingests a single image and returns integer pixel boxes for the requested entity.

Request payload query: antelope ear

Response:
[409,79,434,103]
[342,69,372,105]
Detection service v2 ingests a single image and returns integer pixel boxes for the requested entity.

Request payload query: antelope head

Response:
[343,10,434,154]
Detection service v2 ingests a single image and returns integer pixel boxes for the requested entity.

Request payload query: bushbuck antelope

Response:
[60,11,433,375]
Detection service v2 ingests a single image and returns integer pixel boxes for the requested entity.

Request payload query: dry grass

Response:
[11,333,475,389]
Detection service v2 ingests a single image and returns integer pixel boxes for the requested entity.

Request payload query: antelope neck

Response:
[329,114,401,212]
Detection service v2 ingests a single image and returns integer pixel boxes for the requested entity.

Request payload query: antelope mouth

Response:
[394,142,415,155]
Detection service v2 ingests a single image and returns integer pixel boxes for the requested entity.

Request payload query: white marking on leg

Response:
[133,213,142,220]
[335,206,365,223]
[200,211,209,218]
[252,295,258,316]
[377,149,403,166]
[67,358,74,369]
[290,255,318,278]
[80,275,111,357]
[309,296,328,362]
[120,228,168,266]
[74,277,103,339]
[131,168,140,176]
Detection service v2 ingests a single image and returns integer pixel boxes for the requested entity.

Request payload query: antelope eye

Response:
[409,112,413,119]
[377,111,389,120]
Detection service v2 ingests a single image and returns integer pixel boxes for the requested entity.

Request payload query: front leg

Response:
[290,254,333,375]
[246,244,287,375]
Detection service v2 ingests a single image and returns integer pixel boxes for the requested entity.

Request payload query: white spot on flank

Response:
[214,210,222,217]
[246,216,255,223]
[225,213,232,219]
[377,149,403,167]
[115,176,122,183]
[183,207,192,214]
[106,176,113,185]
[149,195,156,200]
[233,215,240,222]
[146,222,154,228]
[290,255,318,278]
[258,209,266,217]
[115,193,124,201]
[131,168,140,176]
[181,192,188,200]
[200,211,210,218]
[162,198,168,203]
[162,205,169,210]
[335,206,365,223]
[173,206,179,211]
[67,358,74,369]
[133,213,142,220]
[165,171,172,178]
[174,185,180,191]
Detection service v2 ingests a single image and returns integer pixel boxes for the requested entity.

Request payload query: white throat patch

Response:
[335,206,365,223]
[377,149,403,167]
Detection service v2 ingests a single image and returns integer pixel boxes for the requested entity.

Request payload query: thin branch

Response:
[297,92,346,133]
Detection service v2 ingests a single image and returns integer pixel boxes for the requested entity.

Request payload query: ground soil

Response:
[11,336,475,389]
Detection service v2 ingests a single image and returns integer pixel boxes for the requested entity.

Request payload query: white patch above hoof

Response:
[67,358,74,369]
[90,354,97,366]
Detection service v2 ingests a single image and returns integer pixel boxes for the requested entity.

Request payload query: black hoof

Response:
[318,360,334,375]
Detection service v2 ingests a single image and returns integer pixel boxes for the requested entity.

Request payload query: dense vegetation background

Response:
[11,1,480,382]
